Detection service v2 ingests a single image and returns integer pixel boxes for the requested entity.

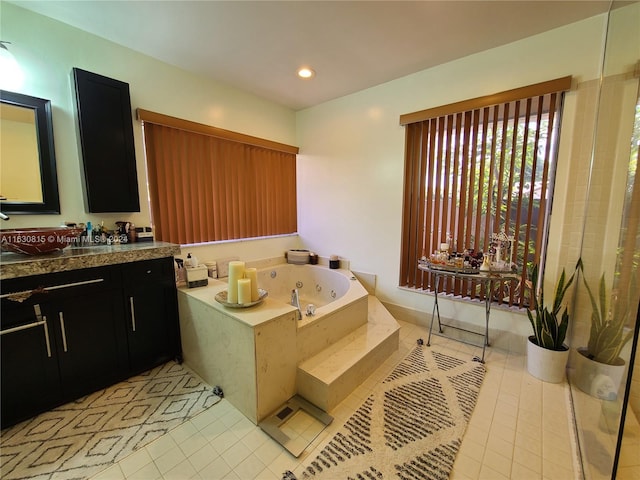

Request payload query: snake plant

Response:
[527,260,581,351]
[582,272,635,365]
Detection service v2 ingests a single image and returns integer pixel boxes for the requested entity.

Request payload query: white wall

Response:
[295,14,608,339]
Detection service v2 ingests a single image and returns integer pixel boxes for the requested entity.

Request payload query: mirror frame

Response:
[0,90,60,214]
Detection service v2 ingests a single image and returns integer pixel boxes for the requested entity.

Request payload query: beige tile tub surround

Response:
[297,297,400,411]
[178,263,399,424]
[178,279,299,424]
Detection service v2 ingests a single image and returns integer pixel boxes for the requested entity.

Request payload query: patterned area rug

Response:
[291,346,485,480]
[1,362,220,480]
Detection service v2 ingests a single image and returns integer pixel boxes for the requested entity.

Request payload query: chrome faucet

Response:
[291,289,302,320]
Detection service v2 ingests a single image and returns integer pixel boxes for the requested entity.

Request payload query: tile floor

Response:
[91,321,578,480]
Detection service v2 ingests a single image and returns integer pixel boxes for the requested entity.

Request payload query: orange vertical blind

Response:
[399,77,571,307]
[142,117,297,245]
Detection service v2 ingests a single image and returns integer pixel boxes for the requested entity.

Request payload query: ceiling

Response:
[8,1,613,110]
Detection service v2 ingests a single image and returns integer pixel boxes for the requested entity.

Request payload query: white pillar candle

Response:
[228,261,245,304]
[244,267,259,302]
[237,278,252,304]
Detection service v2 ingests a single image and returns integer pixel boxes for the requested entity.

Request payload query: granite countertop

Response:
[0,241,181,280]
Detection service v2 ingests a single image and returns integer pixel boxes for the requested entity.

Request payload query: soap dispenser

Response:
[186,253,198,268]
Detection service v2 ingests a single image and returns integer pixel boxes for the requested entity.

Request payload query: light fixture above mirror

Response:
[0,41,24,91]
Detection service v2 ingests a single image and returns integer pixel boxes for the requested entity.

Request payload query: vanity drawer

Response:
[0,265,119,304]
[122,257,174,286]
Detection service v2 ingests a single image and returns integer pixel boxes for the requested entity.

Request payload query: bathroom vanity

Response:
[0,242,181,427]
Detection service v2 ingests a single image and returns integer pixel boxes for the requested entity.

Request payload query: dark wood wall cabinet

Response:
[73,68,140,213]
[0,257,180,428]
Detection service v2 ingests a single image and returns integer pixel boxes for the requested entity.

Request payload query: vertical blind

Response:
[140,110,298,245]
[399,77,572,306]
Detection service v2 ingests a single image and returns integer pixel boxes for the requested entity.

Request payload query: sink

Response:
[0,227,84,255]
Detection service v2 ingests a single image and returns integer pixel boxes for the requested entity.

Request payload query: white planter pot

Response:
[572,347,626,401]
[527,336,569,383]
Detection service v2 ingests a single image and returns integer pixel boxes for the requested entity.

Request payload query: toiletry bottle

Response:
[175,258,185,283]
[128,223,137,243]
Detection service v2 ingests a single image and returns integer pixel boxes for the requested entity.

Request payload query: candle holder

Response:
[215,288,268,308]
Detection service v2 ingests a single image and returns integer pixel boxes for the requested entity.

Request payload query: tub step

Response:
[297,296,400,412]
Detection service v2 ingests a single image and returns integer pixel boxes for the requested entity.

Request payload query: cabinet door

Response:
[73,67,140,213]
[1,299,61,427]
[51,288,128,400]
[124,257,181,373]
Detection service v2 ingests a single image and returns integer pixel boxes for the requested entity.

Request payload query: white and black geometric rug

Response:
[0,362,220,480]
[288,345,485,480]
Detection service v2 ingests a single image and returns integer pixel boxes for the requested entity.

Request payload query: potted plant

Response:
[526,261,580,383]
[573,272,635,400]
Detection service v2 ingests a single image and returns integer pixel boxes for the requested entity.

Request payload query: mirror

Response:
[0,90,60,214]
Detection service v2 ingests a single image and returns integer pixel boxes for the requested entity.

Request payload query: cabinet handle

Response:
[1,278,105,302]
[129,297,136,332]
[0,304,51,358]
[59,312,68,352]
[37,305,52,358]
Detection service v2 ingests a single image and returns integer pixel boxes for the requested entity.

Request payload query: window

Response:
[139,109,299,245]
[399,77,572,307]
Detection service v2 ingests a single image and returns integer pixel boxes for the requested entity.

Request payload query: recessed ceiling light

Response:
[297,67,315,79]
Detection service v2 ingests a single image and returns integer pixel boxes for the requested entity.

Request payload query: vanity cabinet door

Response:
[50,288,128,400]
[0,297,61,427]
[122,257,181,374]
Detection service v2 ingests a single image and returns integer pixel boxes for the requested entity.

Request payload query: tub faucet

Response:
[291,289,302,320]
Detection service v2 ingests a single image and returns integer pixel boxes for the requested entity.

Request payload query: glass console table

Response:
[418,263,520,363]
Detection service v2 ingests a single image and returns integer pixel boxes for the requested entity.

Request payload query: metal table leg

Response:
[419,264,519,364]
[473,278,491,364]
[427,273,441,347]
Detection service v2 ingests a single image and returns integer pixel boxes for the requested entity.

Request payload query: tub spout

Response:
[291,289,302,320]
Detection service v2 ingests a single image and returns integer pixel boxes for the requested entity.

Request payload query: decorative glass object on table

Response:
[488,230,515,272]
